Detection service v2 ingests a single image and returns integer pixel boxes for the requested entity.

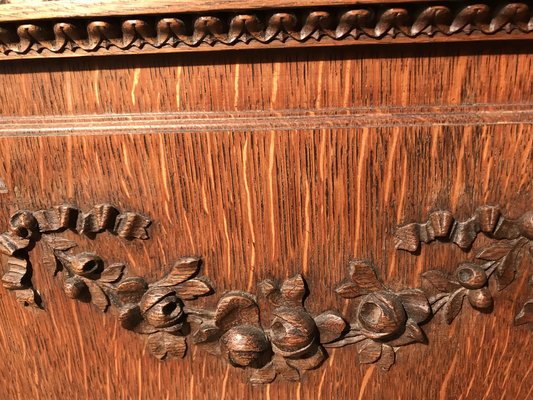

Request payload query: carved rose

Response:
[336,260,430,370]
[139,287,185,332]
[270,307,317,357]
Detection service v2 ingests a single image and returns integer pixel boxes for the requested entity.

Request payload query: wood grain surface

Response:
[0,0,445,22]
[0,42,532,399]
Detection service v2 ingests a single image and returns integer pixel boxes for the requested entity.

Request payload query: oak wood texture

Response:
[0,33,532,400]
[0,0,449,22]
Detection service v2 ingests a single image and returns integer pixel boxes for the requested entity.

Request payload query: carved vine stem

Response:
[1,204,532,383]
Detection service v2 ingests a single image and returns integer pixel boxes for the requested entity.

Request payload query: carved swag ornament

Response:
[1,204,532,383]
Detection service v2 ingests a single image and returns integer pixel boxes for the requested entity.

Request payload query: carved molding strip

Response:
[1,104,532,137]
[0,2,532,60]
[1,204,531,383]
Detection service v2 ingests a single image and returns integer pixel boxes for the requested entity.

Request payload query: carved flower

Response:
[193,291,272,368]
[116,257,213,360]
[250,275,347,383]
[336,260,430,370]
[139,287,185,332]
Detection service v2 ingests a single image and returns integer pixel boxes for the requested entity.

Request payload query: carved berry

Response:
[220,325,270,368]
[467,287,493,309]
[69,252,104,277]
[456,263,487,290]
[9,211,38,239]
[357,291,407,340]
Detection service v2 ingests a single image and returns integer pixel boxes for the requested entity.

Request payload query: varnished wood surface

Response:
[0,43,531,399]
[0,0,443,22]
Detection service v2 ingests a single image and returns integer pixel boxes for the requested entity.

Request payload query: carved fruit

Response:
[270,307,317,356]
[456,263,487,290]
[63,277,87,299]
[519,211,533,239]
[467,287,493,309]
[9,210,38,239]
[357,291,407,340]
[139,287,184,329]
[220,325,270,368]
[69,252,104,277]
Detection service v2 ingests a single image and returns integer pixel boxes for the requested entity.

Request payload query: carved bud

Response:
[69,252,104,277]
[220,325,270,368]
[357,291,407,340]
[270,307,317,357]
[519,211,533,240]
[467,287,493,309]
[9,211,38,239]
[456,263,487,290]
[139,287,184,330]
[63,277,87,299]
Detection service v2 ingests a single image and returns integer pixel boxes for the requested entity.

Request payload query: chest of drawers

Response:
[0,1,531,399]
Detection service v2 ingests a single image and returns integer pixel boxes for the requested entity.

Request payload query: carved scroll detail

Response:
[1,204,531,383]
[0,2,532,60]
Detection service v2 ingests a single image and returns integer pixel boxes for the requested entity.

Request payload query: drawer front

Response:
[0,30,532,400]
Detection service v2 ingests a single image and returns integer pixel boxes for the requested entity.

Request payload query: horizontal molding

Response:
[0,1,438,22]
[0,2,531,61]
[0,104,531,137]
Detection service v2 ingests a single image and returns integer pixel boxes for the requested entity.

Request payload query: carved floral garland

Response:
[1,203,531,383]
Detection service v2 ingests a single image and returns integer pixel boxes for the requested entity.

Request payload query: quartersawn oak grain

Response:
[0,33,531,400]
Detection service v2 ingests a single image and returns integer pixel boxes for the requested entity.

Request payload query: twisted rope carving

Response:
[0,2,531,58]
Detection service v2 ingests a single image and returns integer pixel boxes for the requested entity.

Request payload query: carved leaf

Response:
[398,289,431,324]
[443,289,466,324]
[515,299,533,326]
[147,332,187,360]
[173,277,212,300]
[377,345,395,371]
[280,274,306,304]
[191,323,220,345]
[476,241,514,260]
[357,339,382,364]
[41,251,60,274]
[214,291,259,331]
[421,270,460,293]
[258,278,282,306]
[14,287,40,307]
[335,260,383,298]
[286,346,326,371]
[119,304,142,330]
[314,310,348,344]
[116,277,148,304]
[494,240,526,290]
[85,281,109,312]
[249,363,277,384]
[348,260,384,291]
[157,257,201,287]
[386,319,426,347]
[45,236,78,251]
[99,263,125,283]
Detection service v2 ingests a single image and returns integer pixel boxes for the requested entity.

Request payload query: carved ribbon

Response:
[1,204,531,383]
[0,2,532,59]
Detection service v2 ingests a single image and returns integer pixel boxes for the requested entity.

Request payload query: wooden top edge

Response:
[0,0,441,23]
